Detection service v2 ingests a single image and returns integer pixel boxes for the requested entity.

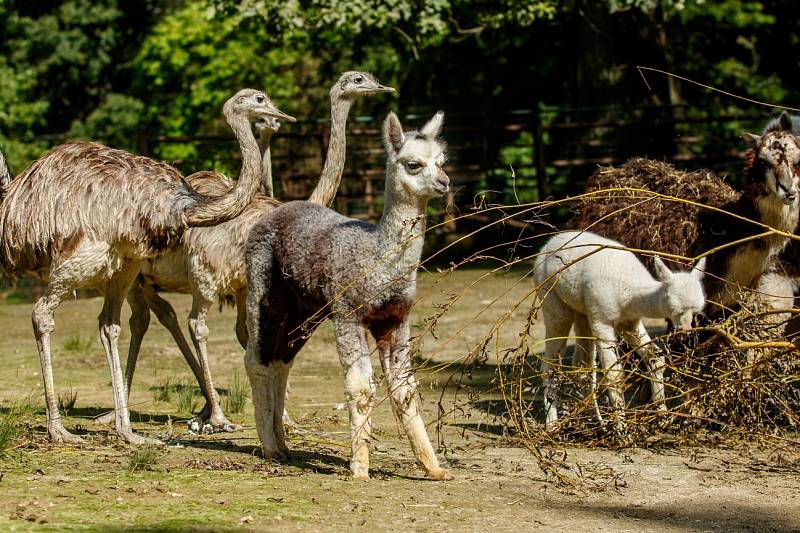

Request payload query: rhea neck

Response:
[626,278,670,320]
[308,95,354,206]
[184,113,261,227]
[377,169,429,277]
[258,128,275,197]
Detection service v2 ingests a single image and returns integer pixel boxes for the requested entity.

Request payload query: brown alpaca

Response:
[0,89,293,445]
[572,119,800,315]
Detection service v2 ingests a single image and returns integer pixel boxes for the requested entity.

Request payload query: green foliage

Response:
[175,382,198,415]
[68,94,145,153]
[128,444,162,473]
[223,369,249,415]
[0,397,36,457]
[62,335,93,352]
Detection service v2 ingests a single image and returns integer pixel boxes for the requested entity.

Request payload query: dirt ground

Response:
[1,268,799,532]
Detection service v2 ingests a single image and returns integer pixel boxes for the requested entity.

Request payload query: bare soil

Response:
[1,268,798,531]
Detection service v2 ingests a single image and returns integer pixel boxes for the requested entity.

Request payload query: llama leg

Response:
[622,321,666,412]
[33,284,81,443]
[235,288,296,429]
[574,314,602,424]
[591,321,626,431]
[187,292,238,431]
[99,261,159,445]
[334,318,375,480]
[539,296,572,429]
[245,350,285,459]
[376,320,452,481]
[95,279,150,425]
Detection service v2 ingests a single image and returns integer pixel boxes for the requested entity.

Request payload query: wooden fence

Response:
[141,104,773,226]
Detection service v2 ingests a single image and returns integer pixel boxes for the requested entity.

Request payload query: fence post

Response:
[533,114,549,202]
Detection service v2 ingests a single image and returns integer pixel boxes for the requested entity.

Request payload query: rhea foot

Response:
[351,464,370,481]
[93,411,116,425]
[48,424,85,444]
[119,429,163,446]
[260,446,289,462]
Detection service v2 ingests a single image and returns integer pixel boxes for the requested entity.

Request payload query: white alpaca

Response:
[533,230,706,429]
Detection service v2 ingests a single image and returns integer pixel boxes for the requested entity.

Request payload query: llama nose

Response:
[436,168,450,190]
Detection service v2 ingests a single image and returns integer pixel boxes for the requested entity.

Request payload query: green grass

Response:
[62,334,93,352]
[128,444,162,473]
[58,386,78,414]
[153,376,175,403]
[224,369,248,415]
[0,397,36,457]
[175,382,198,415]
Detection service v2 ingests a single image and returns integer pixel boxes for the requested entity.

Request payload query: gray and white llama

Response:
[244,111,452,480]
[534,231,706,429]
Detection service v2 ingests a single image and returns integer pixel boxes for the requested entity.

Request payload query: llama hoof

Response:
[261,448,289,462]
[427,468,454,481]
[93,411,116,425]
[351,466,370,481]
[49,425,85,444]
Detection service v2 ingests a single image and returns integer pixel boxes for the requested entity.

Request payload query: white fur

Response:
[533,230,706,429]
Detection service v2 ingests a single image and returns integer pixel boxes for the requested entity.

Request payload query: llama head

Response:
[223,88,296,125]
[742,126,800,205]
[382,111,450,200]
[653,256,707,331]
[332,71,395,101]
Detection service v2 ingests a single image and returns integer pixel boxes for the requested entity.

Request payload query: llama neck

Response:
[626,279,669,320]
[258,129,274,197]
[308,96,353,207]
[377,182,428,279]
[184,114,261,227]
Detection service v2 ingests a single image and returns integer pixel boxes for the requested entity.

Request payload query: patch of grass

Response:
[58,387,78,414]
[0,397,36,457]
[127,444,162,473]
[224,369,249,415]
[175,382,198,416]
[152,376,174,403]
[62,334,92,352]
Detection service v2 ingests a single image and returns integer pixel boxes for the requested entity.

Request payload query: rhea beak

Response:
[376,84,396,93]
[267,106,297,124]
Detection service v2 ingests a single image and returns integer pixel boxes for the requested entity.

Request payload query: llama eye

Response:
[406,161,421,171]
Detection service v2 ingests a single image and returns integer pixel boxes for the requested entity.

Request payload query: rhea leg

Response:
[187,289,238,430]
[375,320,451,481]
[34,242,116,443]
[334,318,375,480]
[33,283,81,443]
[539,296,573,429]
[99,260,158,444]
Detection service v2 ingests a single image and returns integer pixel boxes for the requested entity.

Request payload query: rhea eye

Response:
[354,76,364,84]
[255,94,265,103]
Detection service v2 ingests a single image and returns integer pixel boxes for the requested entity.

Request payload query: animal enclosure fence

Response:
[141,103,773,225]
[1,104,778,302]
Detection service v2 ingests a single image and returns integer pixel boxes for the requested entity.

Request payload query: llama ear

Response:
[779,111,794,132]
[420,111,444,139]
[653,256,672,282]
[742,132,760,150]
[383,112,405,154]
[692,257,706,279]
